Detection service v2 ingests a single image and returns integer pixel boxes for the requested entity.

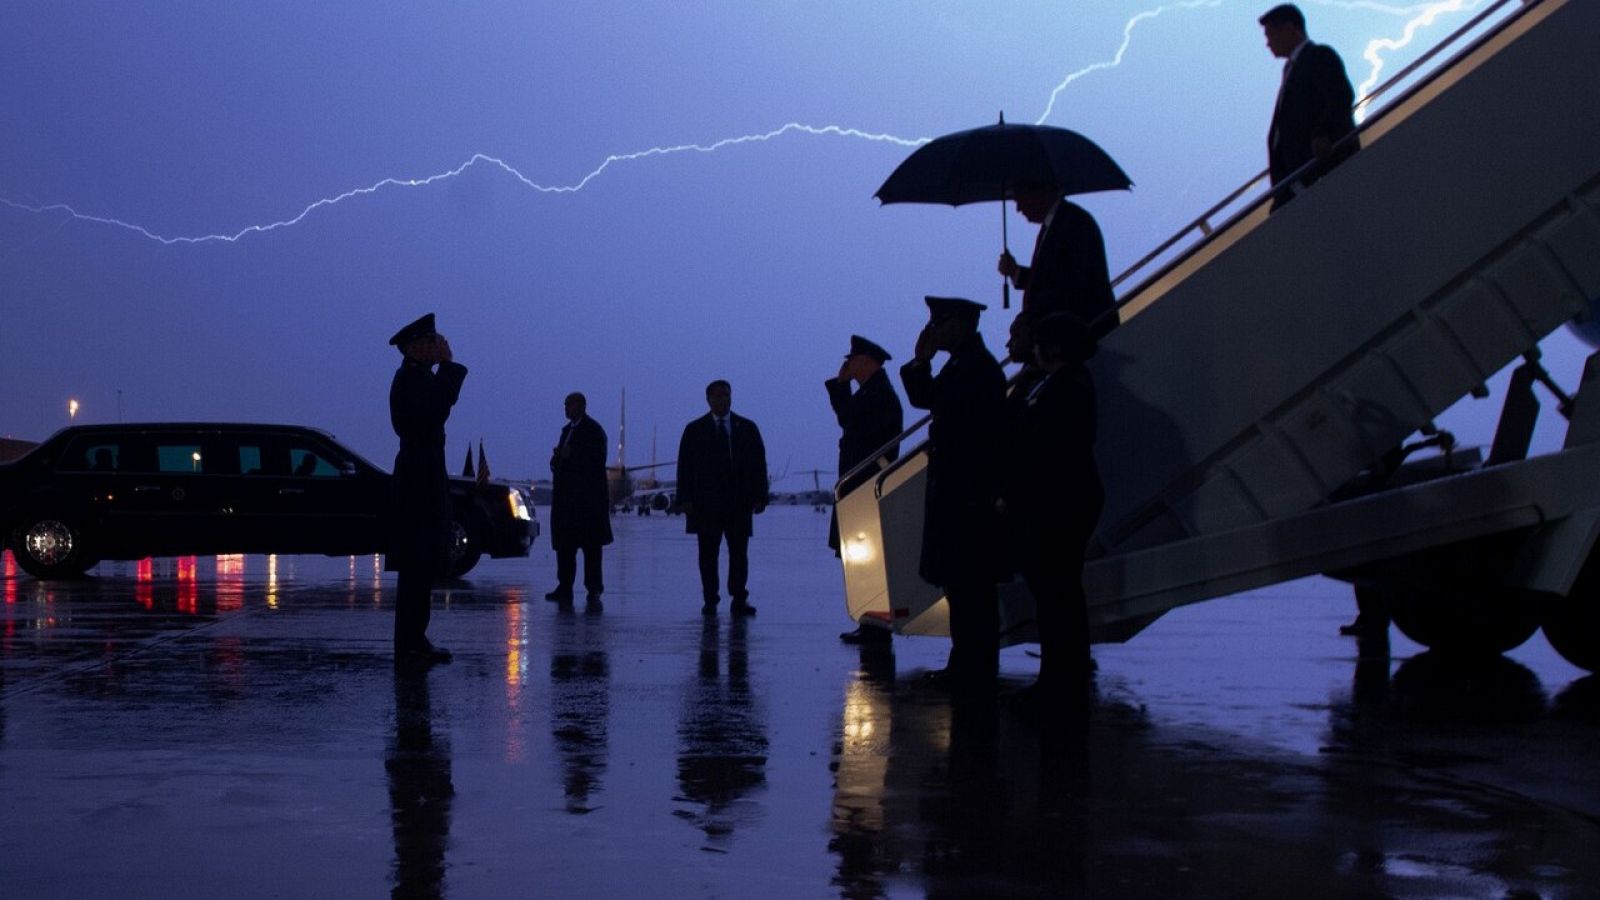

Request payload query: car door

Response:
[133,435,231,555]
[211,432,284,553]
[267,433,387,555]
[48,434,139,557]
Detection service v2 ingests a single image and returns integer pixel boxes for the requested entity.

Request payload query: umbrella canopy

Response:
[875,119,1131,206]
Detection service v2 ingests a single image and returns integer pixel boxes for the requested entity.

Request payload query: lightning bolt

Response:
[0,0,1484,248]
[1,124,927,247]
[1346,0,1485,120]
[1035,0,1225,126]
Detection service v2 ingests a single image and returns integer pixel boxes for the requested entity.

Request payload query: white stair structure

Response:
[837,0,1600,665]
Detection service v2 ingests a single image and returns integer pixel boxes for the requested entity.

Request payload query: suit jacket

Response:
[387,359,467,572]
[676,411,768,537]
[1269,41,1359,205]
[550,414,614,550]
[900,333,1007,586]
[999,365,1104,565]
[1014,200,1117,341]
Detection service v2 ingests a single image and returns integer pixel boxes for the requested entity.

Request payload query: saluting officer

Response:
[900,297,1008,688]
[387,313,466,664]
[827,334,903,645]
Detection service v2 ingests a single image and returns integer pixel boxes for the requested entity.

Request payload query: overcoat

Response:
[900,333,1007,586]
[999,365,1104,563]
[387,359,467,572]
[550,414,615,550]
[676,412,768,538]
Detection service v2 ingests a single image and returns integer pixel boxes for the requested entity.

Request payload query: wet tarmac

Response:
[2,507,1597,898]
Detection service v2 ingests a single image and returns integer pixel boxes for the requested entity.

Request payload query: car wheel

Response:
[445,516,483,578]
[12,514,97,579]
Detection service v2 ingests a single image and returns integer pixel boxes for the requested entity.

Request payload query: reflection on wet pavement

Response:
[1,510,1597,897]
[388,664,453,898]
[676,616,768,850]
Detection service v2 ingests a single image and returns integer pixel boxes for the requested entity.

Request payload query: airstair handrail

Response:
[835,0,1539,504]
[1109,0,1536,305]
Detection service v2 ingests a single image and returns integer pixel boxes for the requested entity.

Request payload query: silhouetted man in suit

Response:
[827,334,904,645]
[999,312,1104,698]
[387,312,465,664]
[1262,3,1359,210]
[677,380,768,616]
[998,189,1117,343]
[901,297,1007,688]
[547,392,614,603]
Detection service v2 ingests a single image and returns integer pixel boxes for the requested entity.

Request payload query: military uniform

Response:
[825,335,903,553]
[387,314,466,657]
[901,298,1007,684]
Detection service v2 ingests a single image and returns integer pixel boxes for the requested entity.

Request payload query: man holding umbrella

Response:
[997,187,1117,342]
[875,115,1129,323]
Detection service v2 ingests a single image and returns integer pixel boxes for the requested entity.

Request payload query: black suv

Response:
[0,423,536,579]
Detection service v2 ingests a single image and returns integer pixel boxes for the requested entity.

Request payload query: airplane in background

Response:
[606,389,676,514]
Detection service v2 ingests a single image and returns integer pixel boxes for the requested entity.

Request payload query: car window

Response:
[156,444,206,474]
[59,440,123,472]
[238,444,265,475]
[288,446,341,478]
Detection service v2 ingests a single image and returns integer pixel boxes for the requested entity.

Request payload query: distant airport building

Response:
[0,437,39,462]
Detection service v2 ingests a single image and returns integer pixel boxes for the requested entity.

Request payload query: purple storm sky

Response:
[3,0,1573,483]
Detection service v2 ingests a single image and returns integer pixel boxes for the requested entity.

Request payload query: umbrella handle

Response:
[1000,186,1011,309]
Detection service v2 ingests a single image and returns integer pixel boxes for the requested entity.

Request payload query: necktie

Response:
[717,417,732,459]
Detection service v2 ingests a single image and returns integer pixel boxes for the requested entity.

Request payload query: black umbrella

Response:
[875,114,1130,307]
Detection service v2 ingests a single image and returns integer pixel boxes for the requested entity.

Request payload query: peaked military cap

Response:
[388,312,437,347]
[924,295,986,322]
[847,334,892,363]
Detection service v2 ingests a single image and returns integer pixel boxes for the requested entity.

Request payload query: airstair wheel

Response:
[1373,533,1543,657]
[1387,587,1542,658]
[1541,555,1600,673]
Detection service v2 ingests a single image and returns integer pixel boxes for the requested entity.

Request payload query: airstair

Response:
[836,0,1600,670]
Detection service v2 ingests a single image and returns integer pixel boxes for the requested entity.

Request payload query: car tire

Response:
[12,513,98,579]
[445,516,483,578]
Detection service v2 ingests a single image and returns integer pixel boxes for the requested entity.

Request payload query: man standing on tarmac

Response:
[676,380,769,616]
[826,335,904,646]
[387,313,467,664]
[998,312,1104,700]
[900,297,1007,688]
[547,392,613,604]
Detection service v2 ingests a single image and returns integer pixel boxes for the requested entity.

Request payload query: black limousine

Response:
[0,423,536,579]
